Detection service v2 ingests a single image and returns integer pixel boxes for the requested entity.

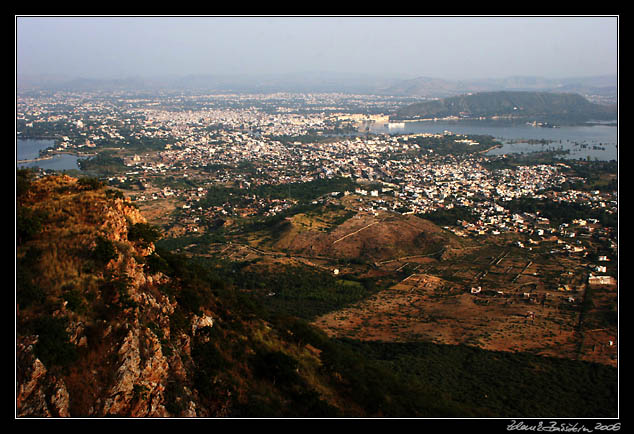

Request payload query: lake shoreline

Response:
[16,139,90,171]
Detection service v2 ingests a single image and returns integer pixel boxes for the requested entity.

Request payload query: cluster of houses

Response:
[19,91,616,283]
[117,123,615,257]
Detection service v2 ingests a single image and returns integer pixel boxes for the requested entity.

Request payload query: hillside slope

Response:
[15,172,353,417]
[393,91,617,123]
[269,212,459,263]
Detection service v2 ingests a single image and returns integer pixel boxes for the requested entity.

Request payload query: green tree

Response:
[93,235,117,265]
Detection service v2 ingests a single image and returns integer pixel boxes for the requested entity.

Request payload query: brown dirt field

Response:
[312,270,613,365]
[136,198,179,228]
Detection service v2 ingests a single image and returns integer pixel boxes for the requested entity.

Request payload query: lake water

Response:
[370,120,618,161]
[16,139,82,171]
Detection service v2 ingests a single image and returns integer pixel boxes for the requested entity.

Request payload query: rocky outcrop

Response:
[192,314,214,336]
[16,175,211,418]
[16,336,70,417]
[100,327,170,417]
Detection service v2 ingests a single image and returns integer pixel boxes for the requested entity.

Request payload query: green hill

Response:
[393,91,617,124]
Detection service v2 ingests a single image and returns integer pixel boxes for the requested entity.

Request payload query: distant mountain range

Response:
[380,75,617,103]
[16,72,617,104]
[16,72,400,95]
[392,90,618,124]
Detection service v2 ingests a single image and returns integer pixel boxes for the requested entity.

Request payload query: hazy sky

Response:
[15,16,619,80]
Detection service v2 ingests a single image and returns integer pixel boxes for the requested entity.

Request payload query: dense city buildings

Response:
[17,90,617,254]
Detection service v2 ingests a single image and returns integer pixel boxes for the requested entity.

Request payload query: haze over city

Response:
[16,15,618,81]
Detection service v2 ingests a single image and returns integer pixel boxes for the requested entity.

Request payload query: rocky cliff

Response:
[17,174,188,416]
[16,173,331,418]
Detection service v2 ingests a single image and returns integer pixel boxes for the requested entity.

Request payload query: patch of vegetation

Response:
[327,339,617,418]
[16,168,36,199]
[250,349,301,387]
[92,235,118,265]
[78,151,126,174]
[191,340,229,399]
[504,197,617,228]
[419,205,479,226]
[200,177,357,210]
[235,265,380,320]
[28,316,78,369]
[16,206,46,245]
[127,222,162,245]
[16,247,46,308]
[77,176,103,190]
[62,286,87,314]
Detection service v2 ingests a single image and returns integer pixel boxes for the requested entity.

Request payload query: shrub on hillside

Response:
[30,316,77,368]
[128,222,161,245]
[93,235,117,265]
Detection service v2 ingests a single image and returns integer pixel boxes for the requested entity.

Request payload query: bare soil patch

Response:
[312,242,617,367]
